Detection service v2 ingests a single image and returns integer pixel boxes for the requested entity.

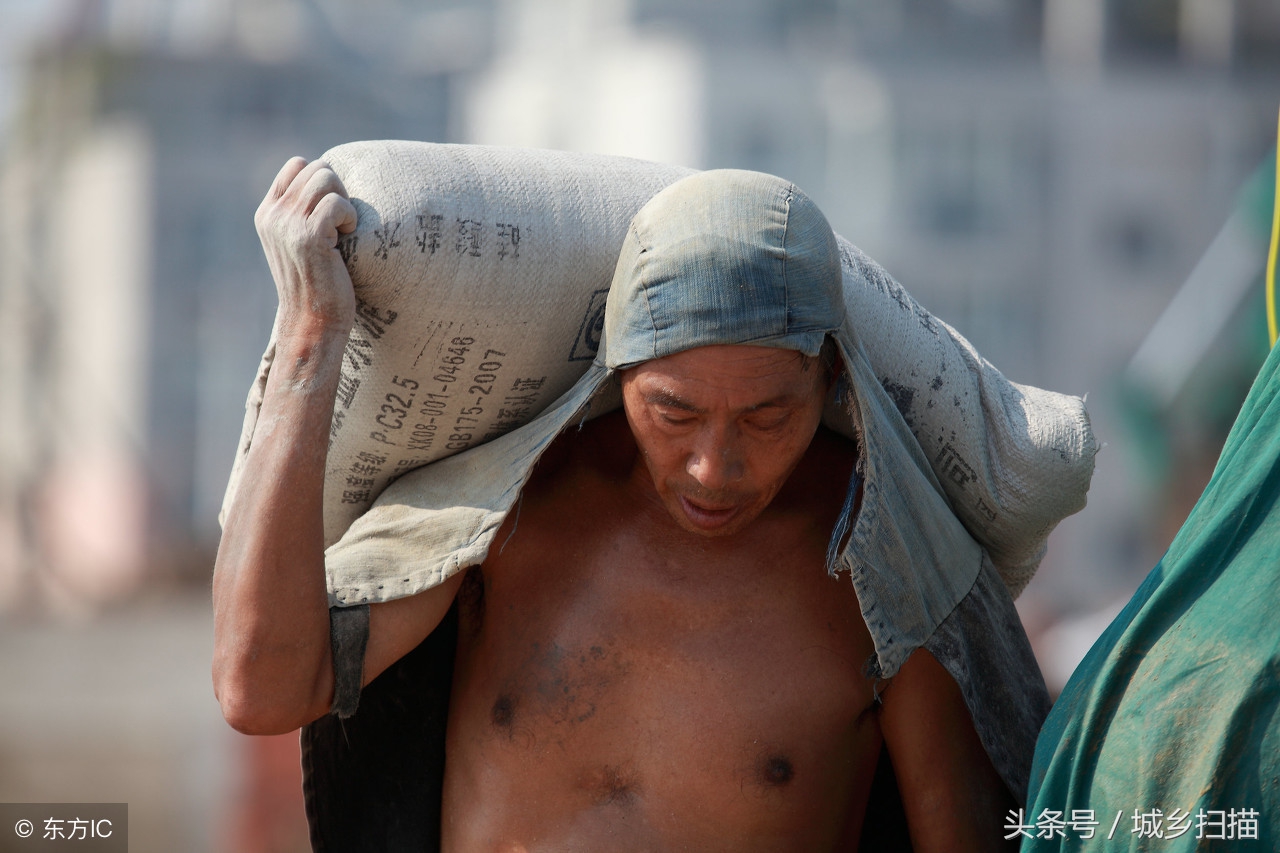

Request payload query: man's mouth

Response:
[678,495,743,531]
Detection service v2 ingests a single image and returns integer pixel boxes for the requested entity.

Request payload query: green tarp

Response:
[1020,340,1280,849]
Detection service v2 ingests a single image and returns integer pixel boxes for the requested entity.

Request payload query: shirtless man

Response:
[213,158,1026,851]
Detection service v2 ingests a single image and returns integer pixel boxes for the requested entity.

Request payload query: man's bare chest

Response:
[441,492,881,851]
[457,540,877,737]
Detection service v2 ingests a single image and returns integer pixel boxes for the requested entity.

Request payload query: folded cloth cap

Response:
[603,169,842,368]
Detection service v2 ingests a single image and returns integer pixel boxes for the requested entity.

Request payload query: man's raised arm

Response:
[212,158,460,735]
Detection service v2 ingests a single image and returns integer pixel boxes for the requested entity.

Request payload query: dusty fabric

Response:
[924,553,1052,803]
[832,241,1096,594]
[223,142,1096,608]
[1021,341,1280,851]
[316,168,1096,680]
[222,143,694,548]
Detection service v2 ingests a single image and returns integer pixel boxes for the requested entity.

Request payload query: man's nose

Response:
[687,429,744,490]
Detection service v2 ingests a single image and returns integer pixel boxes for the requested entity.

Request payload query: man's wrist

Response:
[275,305,354,343]
[271,318,351,385]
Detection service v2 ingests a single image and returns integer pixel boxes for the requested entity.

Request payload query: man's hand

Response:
[254,157,358,337]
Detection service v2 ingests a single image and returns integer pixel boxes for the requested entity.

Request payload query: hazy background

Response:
[0,0,1276,849]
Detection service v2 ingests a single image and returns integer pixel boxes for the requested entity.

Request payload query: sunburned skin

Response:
[442,408,880,852]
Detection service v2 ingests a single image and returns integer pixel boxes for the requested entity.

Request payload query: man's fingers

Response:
[312,192,359,239]
[302,165,350,216]
[267,156,309,202]
[258,158,356,243]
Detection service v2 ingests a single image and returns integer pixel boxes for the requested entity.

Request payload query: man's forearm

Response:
[213,323,348,734]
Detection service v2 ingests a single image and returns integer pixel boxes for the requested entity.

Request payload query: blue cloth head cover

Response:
[601,169,844,368]
[328,166,989,684]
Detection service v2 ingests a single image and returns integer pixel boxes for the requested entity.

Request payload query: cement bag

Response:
[222,141,1095,596]
[832,242,1095,596]
[222,141,694,547]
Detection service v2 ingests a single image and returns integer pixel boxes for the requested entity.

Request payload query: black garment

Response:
[301,605,456,852]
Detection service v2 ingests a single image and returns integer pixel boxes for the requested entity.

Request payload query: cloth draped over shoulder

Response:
[1022,341,1280,851]
[324,168,1091,681]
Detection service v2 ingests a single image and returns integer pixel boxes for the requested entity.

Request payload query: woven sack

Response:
[222,141,1095,597]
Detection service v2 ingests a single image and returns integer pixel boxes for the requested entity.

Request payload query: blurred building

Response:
[0,0,493,611]
[0,0,1277,626]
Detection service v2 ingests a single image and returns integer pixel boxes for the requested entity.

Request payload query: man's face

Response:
[620,344,831,537]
